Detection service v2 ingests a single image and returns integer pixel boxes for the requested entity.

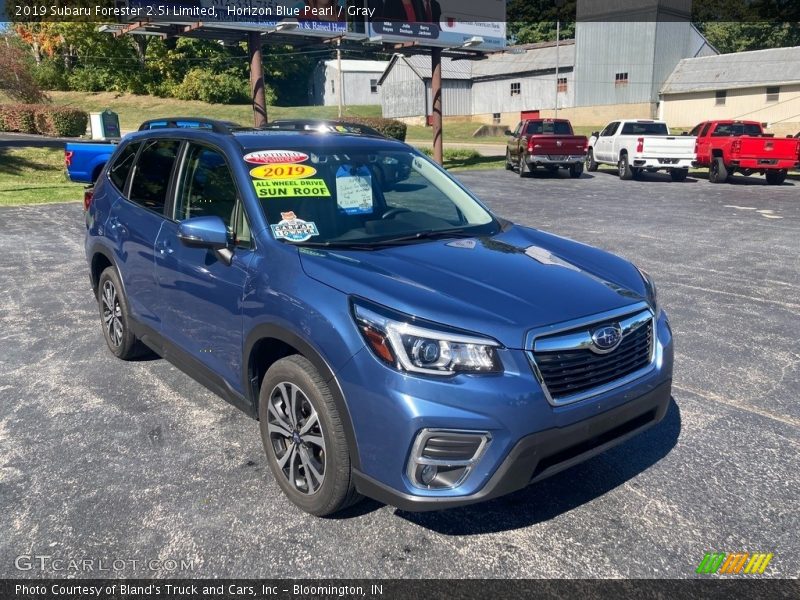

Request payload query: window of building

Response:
[331,79,335,94]
[715,90,727,106]
[557,77,567,93]
[510,82,521,96]
[766,86,779,102]
[492,112,501,124]
[370,79,378,94]
[615,72,629,86]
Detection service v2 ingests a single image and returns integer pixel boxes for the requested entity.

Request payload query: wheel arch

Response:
[244,324,361,470]
[89,245,119,297]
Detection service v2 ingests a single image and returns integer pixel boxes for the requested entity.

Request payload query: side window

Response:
[108,142,139,193]
[689,124,703,137]
[232,201,253,249]
[512,121,523,136]
[128,140,181,213]
[174,144,238,230]
[600,122,618,137]
[700,123,712,136]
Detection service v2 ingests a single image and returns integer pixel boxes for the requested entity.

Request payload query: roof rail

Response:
[138,117,238,134]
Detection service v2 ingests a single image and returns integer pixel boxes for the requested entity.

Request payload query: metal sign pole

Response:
[337,39,344,118]
[431,47,443,165]
[249,31,267,127]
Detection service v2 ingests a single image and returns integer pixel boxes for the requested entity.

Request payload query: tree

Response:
[507,0,576,45]
[0,40,48,103]
[694,22,800,54]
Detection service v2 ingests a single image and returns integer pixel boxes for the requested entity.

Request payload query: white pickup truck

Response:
[586,120,696,181]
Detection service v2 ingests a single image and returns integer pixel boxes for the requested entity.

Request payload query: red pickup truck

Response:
[505,118,588,178]
[691,120,800,185]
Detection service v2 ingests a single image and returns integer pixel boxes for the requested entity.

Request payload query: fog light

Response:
[420,464,437,485]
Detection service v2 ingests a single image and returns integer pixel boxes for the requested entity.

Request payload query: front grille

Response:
[532,313,653,402]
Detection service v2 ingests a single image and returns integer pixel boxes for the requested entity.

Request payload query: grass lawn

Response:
[0,147,83,206]
[47,92,382,133]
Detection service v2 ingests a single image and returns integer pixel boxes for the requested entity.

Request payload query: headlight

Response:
[352,302,503,376]
[637,267,659,314]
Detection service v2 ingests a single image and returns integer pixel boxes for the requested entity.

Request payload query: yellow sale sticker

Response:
[253,179,331,198]
[250,164,317,180]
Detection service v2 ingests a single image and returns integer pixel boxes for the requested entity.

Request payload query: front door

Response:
[154,142,256,393]
[595,122,619,162]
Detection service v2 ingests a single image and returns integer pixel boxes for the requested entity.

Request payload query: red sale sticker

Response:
[243,150,309,165]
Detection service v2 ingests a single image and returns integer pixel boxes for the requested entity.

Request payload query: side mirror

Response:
[681,131,689,136]
[591,131,600,138]
[504,129,513,136]
[178,216,229,250]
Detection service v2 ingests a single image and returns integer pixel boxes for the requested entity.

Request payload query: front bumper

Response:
[353,378,671,511]
[337,310,674,511]
[527,154,586,166]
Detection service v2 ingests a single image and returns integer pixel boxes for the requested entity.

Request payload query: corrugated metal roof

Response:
[325,59,388,73]
[661,46,800,94]
[379,40,576,83]
[472,40,575,79]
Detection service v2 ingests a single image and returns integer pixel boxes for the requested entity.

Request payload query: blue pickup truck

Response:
[65,118,241,183]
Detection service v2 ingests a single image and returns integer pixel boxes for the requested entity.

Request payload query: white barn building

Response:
[309,59,388,107]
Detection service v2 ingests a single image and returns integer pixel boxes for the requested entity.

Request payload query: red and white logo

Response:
[243,150,309,165]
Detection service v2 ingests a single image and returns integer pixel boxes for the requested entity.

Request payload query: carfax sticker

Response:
[250,164,317,180]
[243,150,309,165]
[335,165,373,215]
[253,179,331,198]
[270,211,319,243]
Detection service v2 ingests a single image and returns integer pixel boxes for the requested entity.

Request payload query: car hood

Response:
[298,225,649,349]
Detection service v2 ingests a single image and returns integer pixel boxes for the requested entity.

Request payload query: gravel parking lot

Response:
[0,167,798,579]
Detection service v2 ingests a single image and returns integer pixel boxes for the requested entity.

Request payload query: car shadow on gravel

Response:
[394,397,681,535]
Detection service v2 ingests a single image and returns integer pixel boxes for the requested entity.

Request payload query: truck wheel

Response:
[765,170,787,185]
[709,157,728,183]
[618,153,634,180]
[259,355,361,516]
[670,169,688,182]
[505,150,513,171]
[586,149,598,172]
[569,162,584,178]
[518,156,531,178]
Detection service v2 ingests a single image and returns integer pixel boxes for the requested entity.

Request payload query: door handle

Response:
[156,240,173,255]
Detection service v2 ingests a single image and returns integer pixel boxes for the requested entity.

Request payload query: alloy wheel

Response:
[101,280,123,347]
[267,382,326,495]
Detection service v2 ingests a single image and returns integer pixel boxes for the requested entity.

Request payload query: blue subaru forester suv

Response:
[85,118,673,516]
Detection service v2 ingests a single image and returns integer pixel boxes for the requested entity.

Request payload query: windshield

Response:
[621,122,669,135]
[526,121,572,135]
[244,148,497,246]
[711,123,763,137]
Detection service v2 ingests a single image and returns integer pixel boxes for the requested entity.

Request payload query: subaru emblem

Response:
[591,325,623,353]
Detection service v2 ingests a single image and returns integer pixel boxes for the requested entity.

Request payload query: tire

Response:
[586,148,598,172]
[618,153,633,180]
[569,162,583,178]
[258,355,361,516]
[765,170,787,185]
[97,267,145,360]
[518,155,531,178]
[709,157,728,183]
[670,168,688,182]
[505,150,513,171]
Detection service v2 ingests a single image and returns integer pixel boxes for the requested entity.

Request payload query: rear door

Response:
[108,138,181,329]
[154,142,256,393]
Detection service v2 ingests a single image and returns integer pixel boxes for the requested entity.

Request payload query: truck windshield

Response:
[711,123,763,137]
[526,121,572,135]
[621,122,669,135]
[245,148,497,247]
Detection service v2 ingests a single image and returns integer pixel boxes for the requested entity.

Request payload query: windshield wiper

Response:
[294,240,380,251]
[366,228,475,246]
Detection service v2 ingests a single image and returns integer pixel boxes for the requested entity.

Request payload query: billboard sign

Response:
[367,0,506,50]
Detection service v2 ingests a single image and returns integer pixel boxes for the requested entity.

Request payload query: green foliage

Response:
[0,104,88,136]
[421,148,481,161]
[0,42,48,103]
[342,117,407,141]
[31,58,70,91]
[693,22,800,54]
[173,68,261,105]
[507,0,576,44]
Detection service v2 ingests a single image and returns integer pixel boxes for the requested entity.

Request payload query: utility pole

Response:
[554,19,560,119]
[337,39,344,118]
